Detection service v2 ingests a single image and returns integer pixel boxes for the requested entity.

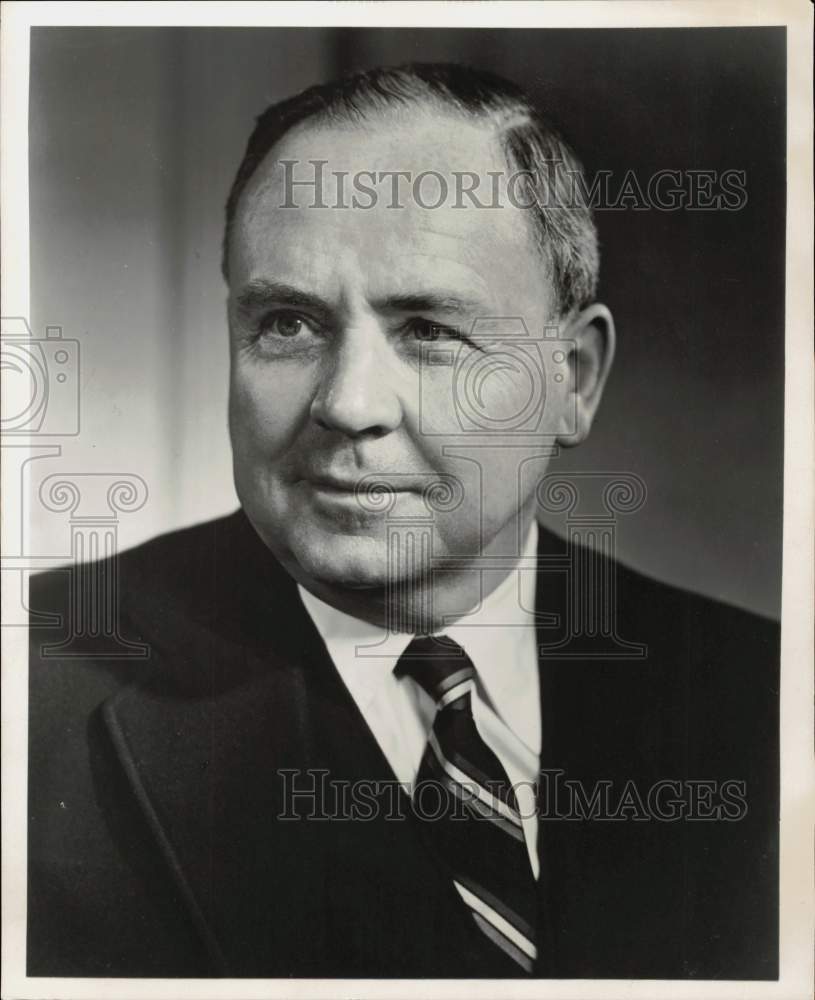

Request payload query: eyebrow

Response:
[233,281,334,325]
[233,279,490,323]
[372,292,489,316]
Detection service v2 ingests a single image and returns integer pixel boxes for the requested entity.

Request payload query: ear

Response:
[557,303,615,447]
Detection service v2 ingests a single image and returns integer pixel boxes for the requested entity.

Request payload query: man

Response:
[28,63,778,979]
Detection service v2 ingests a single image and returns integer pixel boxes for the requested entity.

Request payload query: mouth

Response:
[307,477,361,495]
[301,474,417,513]
[304,474,415,494]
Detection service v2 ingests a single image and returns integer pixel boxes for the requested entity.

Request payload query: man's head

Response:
[224,63,614,609]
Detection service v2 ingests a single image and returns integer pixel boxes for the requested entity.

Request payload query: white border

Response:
[2,2,813,999]
[1,3,32,1000]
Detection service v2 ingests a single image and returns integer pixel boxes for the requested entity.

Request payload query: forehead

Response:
[230,109,548,312]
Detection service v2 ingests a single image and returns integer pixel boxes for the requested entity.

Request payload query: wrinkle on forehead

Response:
[231,108,554,318]
[236,213,534,314]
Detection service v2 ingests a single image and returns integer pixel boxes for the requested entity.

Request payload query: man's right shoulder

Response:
[28,506,298,623]
[27,508,294,694]
[30,509,241,613]
[26,513,225,702]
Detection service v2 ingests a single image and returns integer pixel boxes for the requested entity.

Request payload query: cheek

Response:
[417,344,561,436]
[479,369,535,422]
[229,361,316,452]
[472,348,553,426]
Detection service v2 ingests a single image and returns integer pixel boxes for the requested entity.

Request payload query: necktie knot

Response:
[394,635,475,707]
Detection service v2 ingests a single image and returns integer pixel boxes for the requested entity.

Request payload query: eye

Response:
[259,311,312,338]
[405,318,461,342]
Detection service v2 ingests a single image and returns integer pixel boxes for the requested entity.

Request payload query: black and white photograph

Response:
[1,2,813,998]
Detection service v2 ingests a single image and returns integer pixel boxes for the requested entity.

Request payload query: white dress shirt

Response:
[298,522,542,878]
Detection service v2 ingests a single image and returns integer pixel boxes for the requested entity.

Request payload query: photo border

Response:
[2,3,812,999]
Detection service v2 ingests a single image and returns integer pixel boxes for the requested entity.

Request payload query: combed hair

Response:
[223,62,599,316]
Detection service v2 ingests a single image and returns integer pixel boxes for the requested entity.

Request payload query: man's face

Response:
[227,109,575,591]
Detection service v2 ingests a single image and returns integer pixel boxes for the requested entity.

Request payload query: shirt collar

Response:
[445,522,539,740]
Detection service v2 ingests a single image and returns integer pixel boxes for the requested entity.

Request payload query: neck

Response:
[295,509,538,634]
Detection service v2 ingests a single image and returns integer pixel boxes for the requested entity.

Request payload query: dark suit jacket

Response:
[27,510,779,979]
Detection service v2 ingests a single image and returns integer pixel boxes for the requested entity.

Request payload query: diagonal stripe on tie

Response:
[429,723,524,819]
[471,910,534,973]
[425,729,523,826]
[456,880,537,971]
[395,635,538,974]
[420,747,527,842]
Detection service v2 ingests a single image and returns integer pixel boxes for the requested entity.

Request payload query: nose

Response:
[310,322,404,438]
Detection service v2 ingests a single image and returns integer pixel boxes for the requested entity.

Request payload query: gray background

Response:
[28,26,785,619]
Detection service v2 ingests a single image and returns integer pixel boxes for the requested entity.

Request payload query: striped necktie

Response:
[395,635,538,973]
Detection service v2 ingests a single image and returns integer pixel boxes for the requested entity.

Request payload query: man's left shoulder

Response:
[612,556,780,757]
[615,556,780,660]
[537,525,780,676]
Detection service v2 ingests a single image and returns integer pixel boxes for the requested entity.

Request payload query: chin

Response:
[286,528,397,590]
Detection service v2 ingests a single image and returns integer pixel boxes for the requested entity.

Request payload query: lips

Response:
[308,476,361,493]
[302,473,415,494]
[300,473,426,523]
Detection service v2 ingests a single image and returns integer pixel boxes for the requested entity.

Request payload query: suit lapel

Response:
[100,511,328,973]
[104,630,341,974]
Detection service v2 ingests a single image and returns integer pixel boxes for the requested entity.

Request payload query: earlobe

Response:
[557,303,615,447]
